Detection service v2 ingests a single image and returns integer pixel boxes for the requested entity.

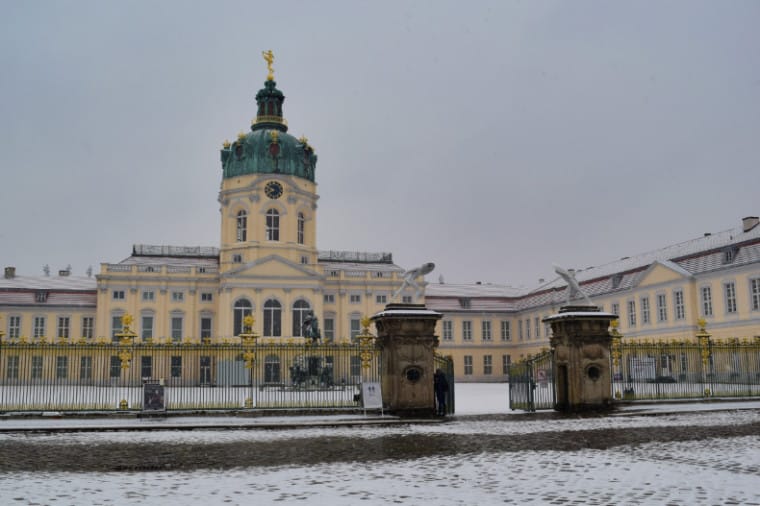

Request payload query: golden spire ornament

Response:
[262,49,275,80]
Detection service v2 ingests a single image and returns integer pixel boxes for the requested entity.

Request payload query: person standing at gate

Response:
[433,369,449,416]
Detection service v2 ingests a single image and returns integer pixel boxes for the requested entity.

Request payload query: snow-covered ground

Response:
[1,383,759,505]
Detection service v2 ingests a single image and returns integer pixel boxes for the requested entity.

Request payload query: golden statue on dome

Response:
[262,49,275,80]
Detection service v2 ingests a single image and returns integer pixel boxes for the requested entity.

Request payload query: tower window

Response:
[236,210,247,242]
[266,209,280,241]
[297,212,305,245]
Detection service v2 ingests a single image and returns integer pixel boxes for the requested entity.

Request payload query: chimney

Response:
[58,269,70,277]
[742,216,759,233]
[4,266,15,279]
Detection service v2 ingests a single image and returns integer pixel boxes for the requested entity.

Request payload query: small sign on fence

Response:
[361,382,383,410]
[143,382,165,412]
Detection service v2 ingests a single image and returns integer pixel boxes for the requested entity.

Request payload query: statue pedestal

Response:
[544,305,617,411]
[371,304,442,417]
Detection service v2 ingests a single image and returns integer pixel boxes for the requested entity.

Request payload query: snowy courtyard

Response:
[1,383,759,505]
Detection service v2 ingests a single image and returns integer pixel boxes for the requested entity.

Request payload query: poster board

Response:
[361,382,383,411]
[143,382,166,412]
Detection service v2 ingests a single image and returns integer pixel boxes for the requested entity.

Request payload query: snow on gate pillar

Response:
[544,305,617,411]
[371,304,442,417]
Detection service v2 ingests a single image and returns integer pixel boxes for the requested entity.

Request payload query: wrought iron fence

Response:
[0,337,381,412]
[611,333,760,401]
[508,351,554,411]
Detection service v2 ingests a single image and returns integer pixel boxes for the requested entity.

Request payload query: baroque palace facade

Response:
[2,61,760,383]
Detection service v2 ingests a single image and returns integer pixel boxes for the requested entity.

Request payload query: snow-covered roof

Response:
[318,262,403,273]
[118,256,219,267]
[0,275,97,291]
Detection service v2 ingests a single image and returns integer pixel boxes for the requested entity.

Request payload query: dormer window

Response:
[611,274,623,289]
[35,291,49,303]
[722,246,739,264]
[459,298,471,309]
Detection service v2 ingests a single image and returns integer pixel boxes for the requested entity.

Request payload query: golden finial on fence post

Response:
[357,316,376,370]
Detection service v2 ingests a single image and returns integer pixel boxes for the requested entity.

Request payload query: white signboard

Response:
[361,382,383,410]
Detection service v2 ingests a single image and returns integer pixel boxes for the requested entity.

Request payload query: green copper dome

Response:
[221,79,317,181]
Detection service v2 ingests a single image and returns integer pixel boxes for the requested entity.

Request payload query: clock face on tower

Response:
[264,181,283,199]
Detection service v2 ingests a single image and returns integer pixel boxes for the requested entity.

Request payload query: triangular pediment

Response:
[222,254,321,280]
[634,260,692,288]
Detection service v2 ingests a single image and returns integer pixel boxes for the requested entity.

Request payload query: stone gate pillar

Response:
[371,303,442,417]
[544,305,617,411]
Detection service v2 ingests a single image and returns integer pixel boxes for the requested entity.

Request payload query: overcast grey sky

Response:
[1,0,759,288]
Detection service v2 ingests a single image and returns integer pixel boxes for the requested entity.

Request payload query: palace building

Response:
[2,60,759,383]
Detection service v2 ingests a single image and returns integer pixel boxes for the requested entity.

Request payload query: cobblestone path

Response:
[2,416,760,472]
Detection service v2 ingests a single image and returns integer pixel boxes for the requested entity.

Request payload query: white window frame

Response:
[442,320,453,341]
[500,320,510,341]
[265,208,280,241]
[483,355,492,375]
[324,294,335,304]
[750,278,760,312]
[33,316,46,338]
[724,281,737,314]
[463,355,473,375]
[112,290,125,301]
[171,315,183,342]
[8,315,21,339]
[201,292,214,302]
[375,294,387,304]
[171,291,185,303]
[656,294,668,322]
[674,289,685,320]
[640,297,650,324]
[236,210,247,242]
[462,321,472,341]
[349,294,361,304]
[57,316,70,339]
[481,320,492,341]
[701,285,713,317]
[627,300,636,327]
[142,290,155,302]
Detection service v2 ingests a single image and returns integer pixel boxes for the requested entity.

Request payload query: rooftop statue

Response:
[262,50,274,80]
[393,262,435,300]
[553,264,594,306]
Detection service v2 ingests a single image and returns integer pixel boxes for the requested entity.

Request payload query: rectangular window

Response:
[725,282,737,313]
[110,356,121,378]
[674,290,685,320]
[701,286,713,316]
[171,291,184,302]
[462,321,472,341]
[611,303,620,318]
[142,291,155,302]
[324,318,334,341]
[481,320,491,341]
[627,300,636,327]
[350,318,361,340]
[201,317,212,339]
[171,356,182,378]
[141,356,152,379]
[483,355,492,375]
[200,356,212,385]
[502,354,511,375]
[657,294,668,322]
[6,356,19,379]
[201,292,213,302]
[534,317,540,339]
[8,315,21,338]
[641,297,650,324]
[82,317,94,339]
[376,294,387,304]
[349,294,361,303]
[56,356,68,379]
[525,319,531,339]
[33,316,46,338]
[80,356,93,380]
[56,317,70,339]
[500,320,510,341]
[111,316,123,341]
[751,279,760,311]
[442,320,453,341]
[113,290,125,300]
[171,317,183,342]
[463,355,473,375]
[518,320,523,340]
[402,295,413,304]
[141,316,154,340]
[323,294,335,304]
[31,356,43,379]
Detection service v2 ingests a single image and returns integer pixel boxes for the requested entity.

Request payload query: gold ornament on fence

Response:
[356,316,376,370]
[239,315,259,345]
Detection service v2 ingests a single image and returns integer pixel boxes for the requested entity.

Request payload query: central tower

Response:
[216,52,322,338]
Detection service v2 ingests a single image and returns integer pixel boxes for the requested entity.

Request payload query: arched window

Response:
[233,299,253,336]
[292,300,311,337]
[263,299,282,337]
[266,209,279,241]
[236,210,247,242]
[297,212,305,245]
[264,354,281,383]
